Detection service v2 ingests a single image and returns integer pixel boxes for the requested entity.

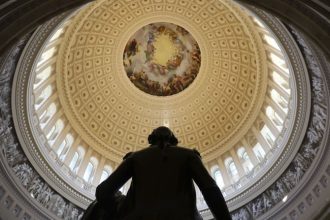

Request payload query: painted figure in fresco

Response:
[126,39,138,58]
[145,36,155,62]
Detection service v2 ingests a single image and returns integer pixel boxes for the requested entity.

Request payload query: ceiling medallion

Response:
[123,22,201,96]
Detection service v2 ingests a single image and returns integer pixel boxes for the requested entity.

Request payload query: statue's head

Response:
[148,126,178,146]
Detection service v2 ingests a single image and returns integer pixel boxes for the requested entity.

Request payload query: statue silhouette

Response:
[90,126,231,220]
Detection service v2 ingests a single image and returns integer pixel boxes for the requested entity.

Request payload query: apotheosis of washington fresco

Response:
[123,22,201,96]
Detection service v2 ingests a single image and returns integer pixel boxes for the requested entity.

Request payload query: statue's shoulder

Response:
[192,148,201,158]
[176,146,201,158]
[123,152,133,160]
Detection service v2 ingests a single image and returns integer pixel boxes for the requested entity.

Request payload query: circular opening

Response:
[123,22,201,96]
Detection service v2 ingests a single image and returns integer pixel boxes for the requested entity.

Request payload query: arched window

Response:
[266,106,283,129]
[35,84,53,108]
[100,170,109,183]
[69,152,79,171]
[37,47,56,66]
[47,126,56,140]
[83,162,94,183]
[242,151,249,161]
[252,17,265,28]
[272,71,290,92]
[214,170,225,189]
[237,148,247,161]
[57,134,74,161]
[271,89,288,111]
[269,53,288,73]
[83,157,99,183]
[263,35,281,51]
[225,158,239,182]
[40,102,57,127]
[57,139,67,156]
[69,146,84,173]
[237,147,254,172]
[49,27,64,42]
[34,66,52,88]
[47,119,64,142]
[253,143,266,162]
[99,164,112,183]
[261,125,275,145]
[229,162,238,177]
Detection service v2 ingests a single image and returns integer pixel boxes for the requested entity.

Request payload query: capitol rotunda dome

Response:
[6,0,324,219]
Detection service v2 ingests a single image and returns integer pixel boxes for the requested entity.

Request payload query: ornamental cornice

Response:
[0,26,85,219]
[228,17,329,220]
[10,12,92,209]
[219,7,311,206]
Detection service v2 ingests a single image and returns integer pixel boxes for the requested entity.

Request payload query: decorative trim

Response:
[223,6,311,207]
[228,15,329,220]
[0,27,85,219]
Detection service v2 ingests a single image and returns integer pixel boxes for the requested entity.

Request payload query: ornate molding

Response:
[0,14,86,220]
[228,17,330,220]
[222,6,311,208]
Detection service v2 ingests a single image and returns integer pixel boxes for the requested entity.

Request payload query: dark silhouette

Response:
[95,126,231,220]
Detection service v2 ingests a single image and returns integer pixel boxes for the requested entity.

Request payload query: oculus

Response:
[123,22,201,96]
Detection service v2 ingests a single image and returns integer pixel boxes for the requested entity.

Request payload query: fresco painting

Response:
[123,22,201,96]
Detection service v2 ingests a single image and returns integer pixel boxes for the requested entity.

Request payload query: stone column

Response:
[268,62,290,82]
[92,157,106,186]
[260,112,280,137]
[269,80,290,102]
[206,162,214,175]
[252,126,271,152]
[217,158,231,186]
[265,97,286,120]
[77,147,93,177]
[63,136,81,167]
[52,123,70,153]
[240,139,258,166]
[36,93,58,116]
[230,148,245,176]
[265,45,282,57]
[43,109,63,135]
[33,75,56,98]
